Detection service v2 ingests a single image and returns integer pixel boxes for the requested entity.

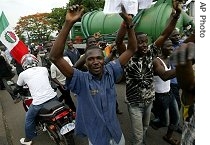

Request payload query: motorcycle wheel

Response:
[61,131,75,145]
[46,126,75,145]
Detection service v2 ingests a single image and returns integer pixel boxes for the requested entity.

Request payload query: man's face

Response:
[87,37,97,47]
[67,40,73,49]
[45,42,53,51]
[162,39,173,57]
[170,30,181,45]
[85,48,104,77]
[136,34,149,55]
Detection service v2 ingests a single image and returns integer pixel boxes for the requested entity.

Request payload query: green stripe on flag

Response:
[0,12,9,35]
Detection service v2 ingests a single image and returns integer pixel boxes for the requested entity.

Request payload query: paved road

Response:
[0,81,181,145]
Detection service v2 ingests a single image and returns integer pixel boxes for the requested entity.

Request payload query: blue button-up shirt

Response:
[66,59,123,145]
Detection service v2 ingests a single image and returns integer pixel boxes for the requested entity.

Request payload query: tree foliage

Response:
[68,0,105,12]
[48,7,67,31]
[14,13,56,44]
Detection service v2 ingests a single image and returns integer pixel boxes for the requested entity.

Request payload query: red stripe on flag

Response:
[10,40,29,64]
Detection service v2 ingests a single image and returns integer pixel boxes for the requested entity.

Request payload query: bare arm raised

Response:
[118,5,137,66]
[49,5,84,78]
[155,0,182,47]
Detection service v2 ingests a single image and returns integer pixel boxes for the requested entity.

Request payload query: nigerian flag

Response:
[0,11,29,64]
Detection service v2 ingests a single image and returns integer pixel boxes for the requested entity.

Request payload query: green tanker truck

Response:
[71,0,194,45]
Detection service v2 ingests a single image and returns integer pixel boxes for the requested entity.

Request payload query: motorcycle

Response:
[16,86,76,145]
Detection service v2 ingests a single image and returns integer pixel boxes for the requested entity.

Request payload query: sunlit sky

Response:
[0,0,69,29]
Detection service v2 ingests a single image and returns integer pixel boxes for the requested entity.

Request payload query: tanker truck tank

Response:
[79,0,194,43]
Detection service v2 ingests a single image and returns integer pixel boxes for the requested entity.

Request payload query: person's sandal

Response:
[20,138,32,145]
[162,135,180,145]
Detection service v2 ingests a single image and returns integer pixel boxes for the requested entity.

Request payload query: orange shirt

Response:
[104,45,112,57]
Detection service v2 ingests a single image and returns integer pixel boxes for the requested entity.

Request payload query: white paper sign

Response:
[103,0,153,15]
[103,0,138,15]
[138,0,153,9]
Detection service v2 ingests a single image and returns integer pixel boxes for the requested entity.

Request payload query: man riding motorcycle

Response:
[13,54,58,145]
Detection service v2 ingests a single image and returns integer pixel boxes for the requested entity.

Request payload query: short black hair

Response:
[85,45,104,59]
[86,35,95,44]
[85,45,100,53]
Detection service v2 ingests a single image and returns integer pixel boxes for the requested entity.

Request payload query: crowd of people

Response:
[0,0,195,145]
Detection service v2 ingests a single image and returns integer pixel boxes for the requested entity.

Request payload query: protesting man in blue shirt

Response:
[49,4,137,145]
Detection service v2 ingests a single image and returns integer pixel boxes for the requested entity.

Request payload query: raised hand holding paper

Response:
[103,0,138,15]
[138,0,153,9]
[103,0,153,15]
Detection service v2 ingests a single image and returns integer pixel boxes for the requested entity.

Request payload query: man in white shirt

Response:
[50,56,76,112]
[14,54,58,145]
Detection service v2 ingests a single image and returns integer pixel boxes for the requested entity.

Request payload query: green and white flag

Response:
[0,11,29,64]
